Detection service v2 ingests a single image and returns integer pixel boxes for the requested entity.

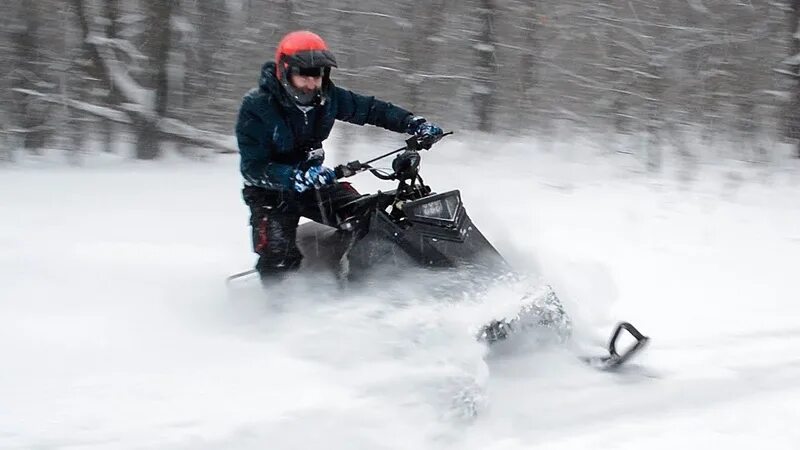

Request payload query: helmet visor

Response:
[285,49,338,69]
[290,66,324,77]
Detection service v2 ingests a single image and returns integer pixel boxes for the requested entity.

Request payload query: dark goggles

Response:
[289,66,324,78]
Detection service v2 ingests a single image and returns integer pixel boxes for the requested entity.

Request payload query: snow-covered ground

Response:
[2,137,800,449]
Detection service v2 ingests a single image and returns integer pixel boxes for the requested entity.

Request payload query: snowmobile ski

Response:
[581,322,649,370]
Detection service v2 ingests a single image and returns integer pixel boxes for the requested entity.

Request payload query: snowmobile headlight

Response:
[408,192,461,224]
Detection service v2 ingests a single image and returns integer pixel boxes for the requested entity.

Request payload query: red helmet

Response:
[275,31,338,81]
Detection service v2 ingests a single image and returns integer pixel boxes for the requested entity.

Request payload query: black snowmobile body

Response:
[296,188,508,279]
[248,133,649,370]
[294,133,510,280]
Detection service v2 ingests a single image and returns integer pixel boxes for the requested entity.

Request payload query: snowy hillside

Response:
[2,138,800,449]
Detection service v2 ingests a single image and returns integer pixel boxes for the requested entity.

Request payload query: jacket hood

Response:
[258,63,288,99]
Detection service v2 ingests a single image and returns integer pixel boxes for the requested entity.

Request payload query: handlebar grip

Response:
[406,131,453,151]
[334,160,367,179]
[334,165,349,179]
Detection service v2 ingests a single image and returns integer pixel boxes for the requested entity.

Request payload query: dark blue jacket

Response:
[236,62,414,190]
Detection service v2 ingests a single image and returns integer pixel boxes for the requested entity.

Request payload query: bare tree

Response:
[174,0,233,138]
[70,0,126,154]
[1,3,17,161]
[10,1,50,155]
[789,0,800,156]
[511,2,541,133]
[281,0,302,33]
[474,0,498,132]
[103,0,123,152]
[3,0,797,164]
[124,0,173,159]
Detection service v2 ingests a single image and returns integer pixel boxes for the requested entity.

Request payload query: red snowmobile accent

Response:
[255,216,269,253]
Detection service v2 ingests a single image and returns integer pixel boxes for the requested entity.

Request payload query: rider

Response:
[236,30,443,280]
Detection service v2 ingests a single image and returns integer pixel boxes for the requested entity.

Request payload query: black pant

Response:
[242,183,360,278]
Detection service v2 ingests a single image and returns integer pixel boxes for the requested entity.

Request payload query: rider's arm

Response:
[235,93,295,189]
[332,85,415,133]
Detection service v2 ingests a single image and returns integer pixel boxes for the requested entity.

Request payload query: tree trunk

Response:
[399,0,444,115]
[11,1,48,154]
[402,2,421,113]
[282,0,301,33]
[790,0,800,157]
[175,0,229,156]
[103,0,122,153]
[333,0,360,159]
[194,0,227,101]
[645,63,664,172]
[135,0,175,160]
[57,3,83,164]
[474,0,498,133]
[515,3,539,133]
[603,3,632,137]
[71,0,122,153]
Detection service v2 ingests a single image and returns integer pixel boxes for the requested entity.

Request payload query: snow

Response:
[1,137,800,449]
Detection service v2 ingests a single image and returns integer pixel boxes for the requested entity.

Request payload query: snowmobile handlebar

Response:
[333,132,453,180]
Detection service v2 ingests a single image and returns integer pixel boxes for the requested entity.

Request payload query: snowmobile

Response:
[230,133,649,369]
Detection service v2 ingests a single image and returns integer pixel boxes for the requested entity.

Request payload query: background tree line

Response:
[1,0,799,167]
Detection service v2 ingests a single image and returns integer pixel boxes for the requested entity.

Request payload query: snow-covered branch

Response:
[85,33,147,61]
[686,0,711,15]
[774,68,799,78]
[761,90,792,100]
[82,29,154,115]
[12,88,236,153]
[157,118,236,153]
[324,8,396,19]
[784,53,800,66]
[102,57,155,115]
[12,88,132,123]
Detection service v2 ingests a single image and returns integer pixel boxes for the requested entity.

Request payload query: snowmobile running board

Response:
[583,322,650,370]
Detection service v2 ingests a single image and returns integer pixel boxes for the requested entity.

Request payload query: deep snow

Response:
[2,136,800,449]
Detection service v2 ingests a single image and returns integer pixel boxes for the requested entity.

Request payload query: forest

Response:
[2,0,799,167]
